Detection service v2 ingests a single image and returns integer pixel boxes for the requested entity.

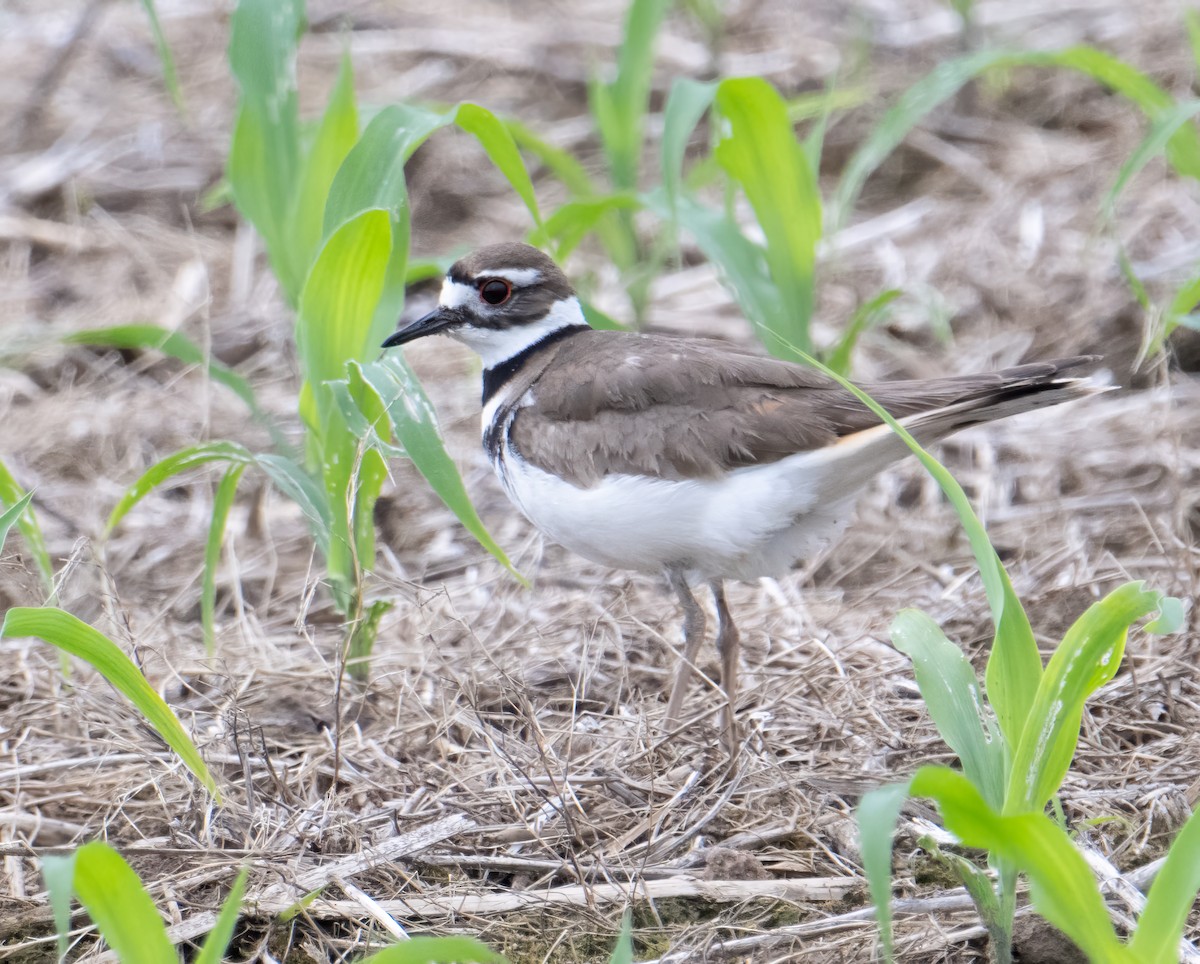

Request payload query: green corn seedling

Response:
[793,351,1190,961]
[103,0,539,670]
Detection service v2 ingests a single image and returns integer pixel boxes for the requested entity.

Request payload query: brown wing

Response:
[509,330,1093,485]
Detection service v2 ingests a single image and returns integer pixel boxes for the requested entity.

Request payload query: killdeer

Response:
[382,242,1099,750]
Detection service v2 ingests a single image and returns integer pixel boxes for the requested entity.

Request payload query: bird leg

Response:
[711,580,741,753]
[664,569,706,729]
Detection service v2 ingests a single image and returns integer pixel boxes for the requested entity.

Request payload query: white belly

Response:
[493,446,860,581]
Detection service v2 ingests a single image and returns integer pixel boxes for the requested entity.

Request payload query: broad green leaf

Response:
[0,457,54,593]
[892,609,1006,809]
[352,358,520,579]
[661,79,717,211]
[321,104,435,360]
[715,76,821,358]
[0,608,219,798]
[0,491,34,554]
[360,936,507,964]
[910,767,1133,964]
[608,911,634,964]
[825,288,900,376]
[298,209,392,397]
[71,841,176,964]
[64,324,260,415]
[227,0,306,301]
[201,464,246,655]
[455,104,542,229]
[106,441,254,535]
[137,0,184,113]
[1006,582,1165,814]
[297,209,393,607]
[194,868,248,964]
[1129,806,1200,963]
[858,780,913,963]
[287,53,360,290]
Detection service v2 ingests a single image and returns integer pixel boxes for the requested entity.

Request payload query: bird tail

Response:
[809,358,1109,502]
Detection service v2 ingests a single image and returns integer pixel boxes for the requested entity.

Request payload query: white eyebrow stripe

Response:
[486,267,542,286]
[439,278,476,309]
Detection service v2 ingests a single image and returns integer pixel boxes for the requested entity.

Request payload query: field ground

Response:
[1,0,1199,961]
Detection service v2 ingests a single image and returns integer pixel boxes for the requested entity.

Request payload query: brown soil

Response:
[1,0,1198,961]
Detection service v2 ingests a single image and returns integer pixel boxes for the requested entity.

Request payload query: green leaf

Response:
[1144,594,1184,635]
[1105,99,1200,218]
[891,609,1007,809]
[825,288,900,376]
[0,491,34,554]
[255,453,333,555]
[661,79,717,212]
[286,52,360,292]
[137,0,184,113]
[297,209,393,608]
[70,841,176,964]
[359,935,507,964]
[64,324,261,416]
[589,0,671,191]
[714,76,822,359]
[42,851,75,961]
[227,0,306,302]
[770,347,1041,749]
[532,194,642,259]
[858,780,913,963]
[0,609,220,799]
[645,190,782,344]
[1129,806,1200,963]
[608,911,634,964]
[0,457,54,593]
[455,104,542,229]
[506,119,598,196]
[351,357,521,581]
[105,441,254,536]
[1005,582,1165,814]
[910,767,1133,964]
[298,210,393,399]
[835,46,1200,228]
[194,868,248,964]
[201,465,246,655]
[917,837,1005,942]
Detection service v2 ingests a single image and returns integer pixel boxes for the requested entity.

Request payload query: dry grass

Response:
[1,0,1198,960]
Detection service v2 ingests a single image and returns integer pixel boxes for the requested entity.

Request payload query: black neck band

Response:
[481,325,588,405]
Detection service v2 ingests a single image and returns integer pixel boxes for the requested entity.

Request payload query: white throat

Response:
[451,296,587,369]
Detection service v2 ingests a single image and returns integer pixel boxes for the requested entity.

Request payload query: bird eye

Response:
[479,279,512,306]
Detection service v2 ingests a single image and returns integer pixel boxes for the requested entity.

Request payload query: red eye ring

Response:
[479,279,512,306]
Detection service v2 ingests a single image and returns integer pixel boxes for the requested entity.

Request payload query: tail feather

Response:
[809,360,1109,503]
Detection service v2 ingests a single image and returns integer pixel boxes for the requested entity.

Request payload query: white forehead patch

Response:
[439,278,476,309]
